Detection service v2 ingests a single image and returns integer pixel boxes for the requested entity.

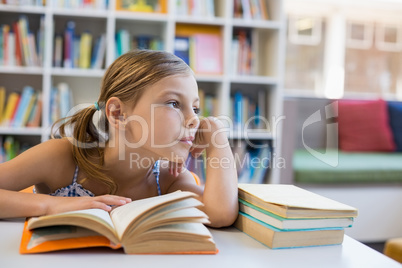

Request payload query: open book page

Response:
[239,184,357,211]
[27,209,118,243]
[26,226,101,250]
[123,207,210,242]
[110,191,197,240]
[124,223,217,254]
[28,209,115,230]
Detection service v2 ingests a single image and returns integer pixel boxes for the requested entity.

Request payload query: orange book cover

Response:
[19,220,118,254]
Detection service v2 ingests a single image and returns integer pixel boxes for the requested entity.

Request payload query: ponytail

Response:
[53,105,117,194]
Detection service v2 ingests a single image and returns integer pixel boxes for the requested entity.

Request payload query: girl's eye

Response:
[193,107,200,114]
[167,101,179,109]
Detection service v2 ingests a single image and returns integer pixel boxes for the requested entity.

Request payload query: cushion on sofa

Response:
[293,149,402,184]
[388,102,402,152]
[338,99,396,152]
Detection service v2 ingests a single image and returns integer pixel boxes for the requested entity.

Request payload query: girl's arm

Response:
[167,117,239,228]
[0,139,130,219]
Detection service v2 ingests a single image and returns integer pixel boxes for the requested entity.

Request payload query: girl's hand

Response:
[45,195,132,215]
[168,161,185,178]
[190,116,228,158]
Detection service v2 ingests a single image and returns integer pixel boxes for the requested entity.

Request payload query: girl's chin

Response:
[149,149,190,164]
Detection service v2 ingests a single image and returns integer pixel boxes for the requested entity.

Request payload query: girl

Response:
[0,50,238,227]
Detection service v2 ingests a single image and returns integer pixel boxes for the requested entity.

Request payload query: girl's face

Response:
[125,74,200,163]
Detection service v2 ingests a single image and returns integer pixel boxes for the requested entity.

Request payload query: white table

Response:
[1,218,400,268]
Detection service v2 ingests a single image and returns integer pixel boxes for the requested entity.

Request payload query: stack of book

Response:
[234,184,358,249]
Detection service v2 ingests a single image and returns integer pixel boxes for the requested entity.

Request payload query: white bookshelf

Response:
[0,0,285,183]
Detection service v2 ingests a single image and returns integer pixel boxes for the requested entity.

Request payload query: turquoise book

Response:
[234,212,345,249]
[238,199,354,230]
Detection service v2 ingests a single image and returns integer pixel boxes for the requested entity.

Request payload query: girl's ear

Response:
[106,97,126,129]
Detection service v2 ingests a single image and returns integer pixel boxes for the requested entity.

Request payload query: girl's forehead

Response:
[148,75,198,96]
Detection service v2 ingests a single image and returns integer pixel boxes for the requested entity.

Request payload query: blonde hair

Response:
[55,50,192,194]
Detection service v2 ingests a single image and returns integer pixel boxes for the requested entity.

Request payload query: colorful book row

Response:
[174,33,222,75]
[0,86,42,128]
[175,0,215,18]
[231,90,267,131]
[49,0,108,9]
[116,0,166,13]
[0,16,45,67]
[1,0,44,6]
[233,0,270,20]
[231,29,256,76]
[53,21,106,69]
[115,29,163,58]
[0,135,32,163]
[198,89,217,117]
[232,140,271,184]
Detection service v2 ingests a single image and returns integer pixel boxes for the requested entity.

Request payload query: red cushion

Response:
[338,99,396,152]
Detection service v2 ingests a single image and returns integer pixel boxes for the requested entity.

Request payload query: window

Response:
[285,16,325,93]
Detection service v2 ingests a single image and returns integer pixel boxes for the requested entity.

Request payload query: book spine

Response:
[18,16,31,66]
[63,21,75,68]
[11,86,34,128]
[12,22,22,66]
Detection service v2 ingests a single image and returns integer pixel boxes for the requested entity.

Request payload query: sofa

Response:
[280,97,402,242]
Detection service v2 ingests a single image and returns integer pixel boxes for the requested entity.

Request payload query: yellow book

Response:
[21,92,37,127]
[0,87,5,123]
[2,92,20,127]
[79,32,92,69]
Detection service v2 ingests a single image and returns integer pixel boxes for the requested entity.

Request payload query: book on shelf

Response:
[26,92,42,128]
[63,21,75,68]
[238,184,358,219]
[191,33,222,74]
[233,0,269,20]
[20,190,218,254]
[116,29,163,58]
[2,1,44,7]
[0,15,44,67]
[197,88,217,117]
[0,135,31,163]
[0,87,5,122]
[238,199,354,230]
[49,0,108,10]
[1,92,20,127]
[11,86,34,128]
[91,34,106,69]
[231,90,266,131]
[232,140,271,184]
[234,211,345,249]
[174,36,190,65]
[53,34,63,67]
[79,31,93,69]
[175,0,215,18]
[50,83,74,124]
[116,0,166,13]
[232,29,254,75]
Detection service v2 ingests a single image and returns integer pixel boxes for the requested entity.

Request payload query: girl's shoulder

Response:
[36,138,74,158]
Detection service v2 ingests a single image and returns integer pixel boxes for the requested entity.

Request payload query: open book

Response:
[238,184,358,218]
[20,191,217,254]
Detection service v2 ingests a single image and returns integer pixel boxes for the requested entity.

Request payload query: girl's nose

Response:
[186,114,200,129]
